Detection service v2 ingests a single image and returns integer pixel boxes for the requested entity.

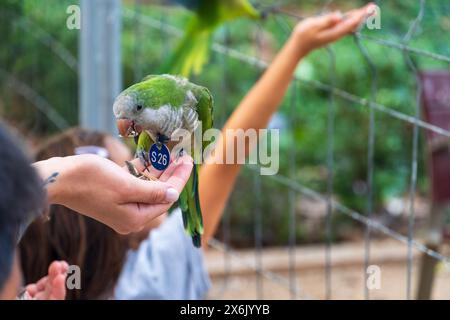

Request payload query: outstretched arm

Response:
[200,4,376,245]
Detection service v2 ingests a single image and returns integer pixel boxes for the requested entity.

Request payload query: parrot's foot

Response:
[125,161,140,178]
[192,232,202,248]
[136,149,151,172]
[125,160,158,181]
[141,171,158,181]
[157,133,170,145]
[141,159,152,173]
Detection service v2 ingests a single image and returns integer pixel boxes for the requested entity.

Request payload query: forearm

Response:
[224,33,306,132]
[199,4,373,245]
[32,156,78,205]
[200,33,307,244]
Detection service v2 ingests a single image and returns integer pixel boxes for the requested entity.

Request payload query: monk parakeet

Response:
[113,74,214,247]
[162,0,261,76]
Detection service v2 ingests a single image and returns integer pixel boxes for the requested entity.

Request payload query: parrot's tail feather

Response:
[179,164,204,247]
[181,209,188,229]
[242,1,261,19]
[192,232,202,248]
[179,182,189,228]
[193,164,204,229]
[160,22,213,77]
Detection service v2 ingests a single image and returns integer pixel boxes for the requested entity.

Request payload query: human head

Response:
[0,123,44,299]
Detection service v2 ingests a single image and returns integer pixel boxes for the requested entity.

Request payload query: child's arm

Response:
[200,4,375,245]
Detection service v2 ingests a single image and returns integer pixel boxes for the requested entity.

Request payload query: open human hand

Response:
[33,154,193,234]
[23,261,68,300]
[292,3,378,56]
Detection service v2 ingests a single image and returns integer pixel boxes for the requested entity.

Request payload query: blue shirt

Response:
[114,209,210,300]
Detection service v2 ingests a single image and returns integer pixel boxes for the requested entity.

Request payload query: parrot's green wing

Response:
[194,86,214,137]
[179,85,213,248]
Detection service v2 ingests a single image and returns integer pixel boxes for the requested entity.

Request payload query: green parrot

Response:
[162,0,261,77]
[113,74,214,248]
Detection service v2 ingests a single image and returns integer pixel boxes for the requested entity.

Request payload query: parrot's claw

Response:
[125,160,141,178]
[125,160,158,181]
[157,133,170,145]
[136,148,150,169]
[143,161,151,173]
[134,133,140,145]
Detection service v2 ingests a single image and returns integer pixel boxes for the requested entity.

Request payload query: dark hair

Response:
[19,127,130,299]
[0,123,45,291]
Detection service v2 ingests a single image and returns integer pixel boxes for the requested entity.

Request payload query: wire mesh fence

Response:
[124,1,450,300]
[1,0,450,300]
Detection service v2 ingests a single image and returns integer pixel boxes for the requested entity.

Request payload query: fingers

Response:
[45,261,66,299]
[25,284,38,298]
[114,155,193,233]
[33,261,68,300]
[346,3,377,30]
[314,11,343,30]
[159,155,194,193]
[317,3,377,43]
[123,158,165,179]
[48,274,67,300]
[126,202,172,228]
[60,261,69,273]
[124,156,193,205]
[119,155,193,230]
[123,153,186,179]
[35,275,48,291]
[126,179,179,204]
[48,260,62,278]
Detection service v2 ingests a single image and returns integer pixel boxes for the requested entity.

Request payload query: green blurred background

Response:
[1,0,449,247]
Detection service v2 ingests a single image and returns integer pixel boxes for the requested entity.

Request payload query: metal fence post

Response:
[417,203,446,299]
[416,71,450,299]
[79,0,122,134]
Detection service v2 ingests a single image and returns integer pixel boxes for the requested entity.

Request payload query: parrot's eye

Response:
[136,105,143,111]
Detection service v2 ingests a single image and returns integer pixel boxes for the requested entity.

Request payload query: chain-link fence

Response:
[2,0,450,300]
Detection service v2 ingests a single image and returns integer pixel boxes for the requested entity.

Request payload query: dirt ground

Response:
[204,239,450,300]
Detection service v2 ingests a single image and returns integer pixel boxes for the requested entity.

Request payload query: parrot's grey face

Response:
[113,93,150,124]
[113,93,183,141]
[113,94,139,120]
[113,93,145,137]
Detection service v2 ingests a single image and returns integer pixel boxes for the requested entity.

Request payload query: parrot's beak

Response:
[116,119,142,137]
[117,119,133,137]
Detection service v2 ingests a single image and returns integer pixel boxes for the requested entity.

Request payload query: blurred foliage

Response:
[0,0,78,134]
[0,0,449,246]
